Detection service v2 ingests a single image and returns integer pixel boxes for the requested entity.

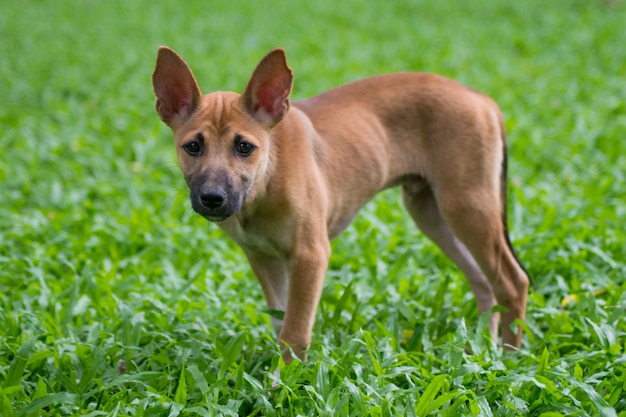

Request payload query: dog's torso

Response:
[220,72,502,257]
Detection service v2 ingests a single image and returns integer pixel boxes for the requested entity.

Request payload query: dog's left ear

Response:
[241,48,294,127]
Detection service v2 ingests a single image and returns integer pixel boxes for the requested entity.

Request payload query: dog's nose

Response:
[200,191,226,209]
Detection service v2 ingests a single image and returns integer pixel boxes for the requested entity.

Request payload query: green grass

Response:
[1,0,625,415]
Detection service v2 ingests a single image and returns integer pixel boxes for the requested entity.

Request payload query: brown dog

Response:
[152,47,530,361]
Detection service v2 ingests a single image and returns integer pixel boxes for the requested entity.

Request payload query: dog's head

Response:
[152,47,293,222]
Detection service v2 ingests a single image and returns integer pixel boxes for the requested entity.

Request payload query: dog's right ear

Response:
[152,47,202,127]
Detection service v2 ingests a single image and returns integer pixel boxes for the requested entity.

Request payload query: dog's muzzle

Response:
[190,186,243,223]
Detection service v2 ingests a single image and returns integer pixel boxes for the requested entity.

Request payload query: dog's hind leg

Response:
[401,182,500,340]
[433,183,529,349]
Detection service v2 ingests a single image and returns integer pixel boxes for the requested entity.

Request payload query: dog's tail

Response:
[499,115,532,286]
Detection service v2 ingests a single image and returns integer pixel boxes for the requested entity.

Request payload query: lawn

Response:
[1,0,625,415]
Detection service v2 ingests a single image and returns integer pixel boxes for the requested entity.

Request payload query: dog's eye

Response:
[235,139,255,156]
[183,141,201,155]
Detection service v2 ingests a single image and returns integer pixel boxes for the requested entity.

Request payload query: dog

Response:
[152,47,530,362]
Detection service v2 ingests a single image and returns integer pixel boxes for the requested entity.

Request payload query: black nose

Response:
[200,191,226,209]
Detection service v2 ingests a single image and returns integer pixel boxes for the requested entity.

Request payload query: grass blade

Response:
[414,374,447,416]
[568,379,617,417]
[4,337,37,389]
[0,387,15,417]
[174,364,187,405]
[17,392,77,416]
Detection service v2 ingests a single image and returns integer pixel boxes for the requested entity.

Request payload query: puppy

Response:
[152,47,530,361]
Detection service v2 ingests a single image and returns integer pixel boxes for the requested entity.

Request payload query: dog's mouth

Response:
[191,204,236,223]
[201,213,231,223]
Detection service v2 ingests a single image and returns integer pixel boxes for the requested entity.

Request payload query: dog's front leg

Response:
[244,251,289,335]
[278,241,331,362]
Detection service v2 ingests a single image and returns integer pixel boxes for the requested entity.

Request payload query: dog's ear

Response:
[241,48,294,127]
[152,47,202,127]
